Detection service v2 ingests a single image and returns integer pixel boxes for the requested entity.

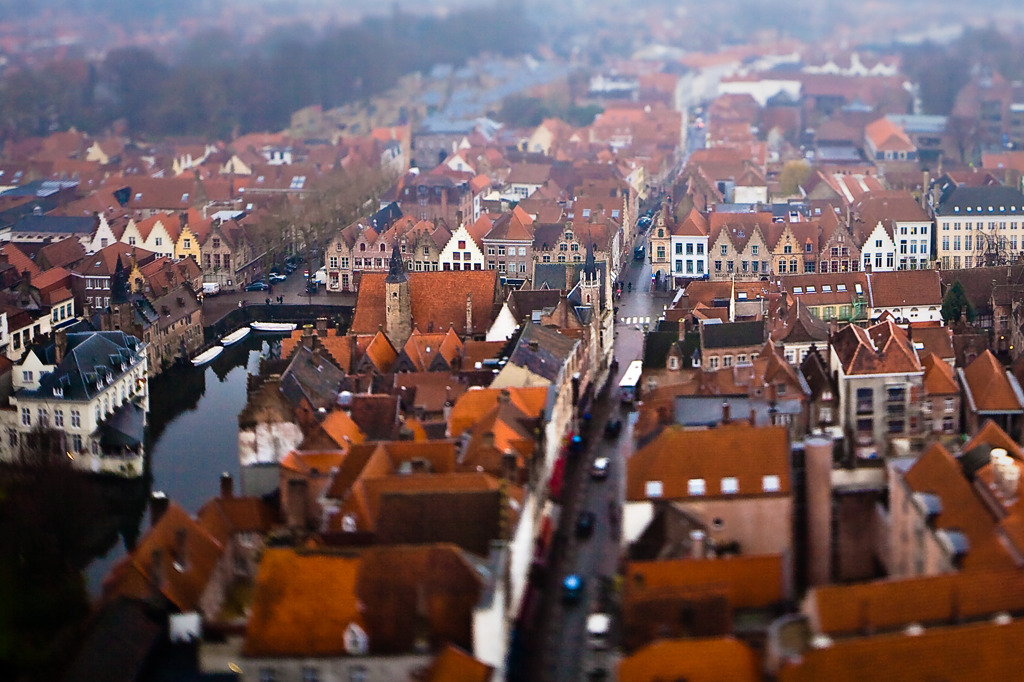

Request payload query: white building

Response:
[438,222,485,271]
[7,330,149,476]
[854,191,933,271]
[934,185,1024,269]
[670,207,710,279]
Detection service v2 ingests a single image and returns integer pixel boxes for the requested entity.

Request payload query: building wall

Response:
[936,214,1024,269]
[241,654,433,682]
[860,223,898,272]
[670,235,709,278]
[886,465,954,577]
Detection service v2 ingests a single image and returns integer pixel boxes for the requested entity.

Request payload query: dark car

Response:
[304,281,319,295]
[575,510,596,538]
[562,574,585,603]
[244,280,269,292]
[604,419,622,439]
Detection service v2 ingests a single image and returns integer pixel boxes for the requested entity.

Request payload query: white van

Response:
[202,282,220,296]
[313,266,327,285]
[586,613,610,649]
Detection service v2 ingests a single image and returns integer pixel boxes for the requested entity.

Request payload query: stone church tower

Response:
[384,243,412,347]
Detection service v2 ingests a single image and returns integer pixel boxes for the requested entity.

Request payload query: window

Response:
[751,245,758,255]
[722,355,733,367]
[302,667,320,682]
[259,668,277,682]
[341,257,349,269]
[720,245,727,255]
[54,410,63,427]
[128,236,136,245]
[183,238,191,249]
[22,371,32,382]
[645,480,663,498]
[708,356,719,369]
[762,475,781,492]
[37,409,48,426]
[686,243,694,254]
[71,409,80,428]
[349,667,368,682]
[72,434,82,451]
[721,477,739,494]
[155,237,162,246]
[856,387,873,414]
[944,397,955,413]
[687,478,706,496]
[21,407,30,426]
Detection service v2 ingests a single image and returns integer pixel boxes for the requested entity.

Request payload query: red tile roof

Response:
[960,350,1024,413]
[626,423,790,501]
[351,270,499,337]
[626,555,784,610]
[243,548,364,657]
[619,638,761,682]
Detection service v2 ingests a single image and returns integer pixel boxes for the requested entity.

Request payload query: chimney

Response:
[465,292,473,335]
[55,330,68,364]
[829,317,839,337]
[410,457,429,473]
[179,211,188,230]
[921,170,930,210]
[285,478,309,530]
[689,529,706,559]
[150,491,169,527]
[173,527,188,572]
[455,209,463,226]
[749,407,758,426]
[316,316,328,336]
[220,472,234,498]
[721,401,731,423]
[302,325,314,349]
[501,451,517,482]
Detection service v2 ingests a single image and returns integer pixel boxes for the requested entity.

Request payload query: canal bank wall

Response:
[203,303,353,341]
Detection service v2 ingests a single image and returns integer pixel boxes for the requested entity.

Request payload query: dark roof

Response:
[18,331,144,402]
[280,345,344,413]
[701,320,765,350]
[506,324,577,381]
[10,213,97,235]
[935,185,1024,216]
[59,598,162,682]
[99,402,146,448]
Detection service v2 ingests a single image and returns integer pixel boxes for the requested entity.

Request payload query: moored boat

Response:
[250,321,297,333]
[221,327,251,345]
[191,345,225,366]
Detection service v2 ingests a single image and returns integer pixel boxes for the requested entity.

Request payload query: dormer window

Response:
[53,387,63,397]
[762,475,781,492]
[687,478,706,496]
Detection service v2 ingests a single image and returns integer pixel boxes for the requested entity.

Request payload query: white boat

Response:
[250,321,297,333]
[191,346,225,366]
[221,327,251,345]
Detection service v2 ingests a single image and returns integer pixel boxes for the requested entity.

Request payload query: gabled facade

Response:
[669,207,709,279]
[438,221,485,272]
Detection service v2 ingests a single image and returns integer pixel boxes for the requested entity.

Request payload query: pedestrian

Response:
[238,300,243,308]
[265,297,270,305]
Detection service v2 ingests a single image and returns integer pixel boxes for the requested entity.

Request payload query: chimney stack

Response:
[150,491,169,527]
[689,529,706,559]
[55,330,68,364]
[220,472,234,498]
[721,401,731,423]
[285,478,309,530]
[465,293,473,335]
[316,316,328,337]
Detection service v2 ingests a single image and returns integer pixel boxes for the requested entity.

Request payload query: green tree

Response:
[778,160,811,196]
[941,280,976,323]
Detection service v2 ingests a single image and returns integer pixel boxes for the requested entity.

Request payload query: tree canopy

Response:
[940,280,976,323]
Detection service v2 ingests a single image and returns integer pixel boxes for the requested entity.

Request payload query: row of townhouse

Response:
[324,205,621,293]
[650,189,935,283]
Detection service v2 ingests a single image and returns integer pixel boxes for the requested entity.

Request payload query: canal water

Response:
[84,333,275,595]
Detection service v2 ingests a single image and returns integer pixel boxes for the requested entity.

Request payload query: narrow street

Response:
[522,248,671,682]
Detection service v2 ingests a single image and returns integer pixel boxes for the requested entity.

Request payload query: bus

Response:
[618,360,643,404]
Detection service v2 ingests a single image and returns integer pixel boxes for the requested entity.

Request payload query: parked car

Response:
[575,511,596,538]
[244,280,269,292]
[269,273,287,283]
[201,282,220,296]
[562,574,585,604]
[590,457,610,479]
[603,419,622,439]
[304,281,319,295]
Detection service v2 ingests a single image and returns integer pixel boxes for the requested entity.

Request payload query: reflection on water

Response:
[84,335,275,595]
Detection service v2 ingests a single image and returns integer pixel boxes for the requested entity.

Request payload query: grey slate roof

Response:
[701,320,766,350]
[935,185,1024,216]
[18,331,144,402]
[506,323,577,382]
[10,213,97,235]
[280,345,344,413]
